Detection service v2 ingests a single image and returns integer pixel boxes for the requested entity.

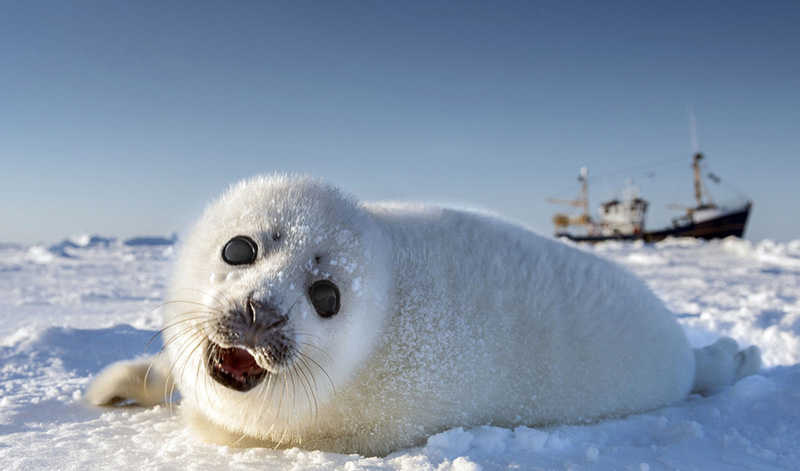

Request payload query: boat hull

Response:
[559,204,751,244]
[643,204,751,243]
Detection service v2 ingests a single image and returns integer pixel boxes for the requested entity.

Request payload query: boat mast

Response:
[689,109,716,210]
[547,167,592,234]
[692,152,716,209]
[578,166,589,219]
[693,152,704,207]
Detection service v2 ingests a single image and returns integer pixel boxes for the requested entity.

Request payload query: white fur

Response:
[86,174,760,456]
[692,337,761,395]
[84,355,171,407]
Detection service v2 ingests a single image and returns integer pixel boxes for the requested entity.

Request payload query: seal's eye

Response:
[222,236,258,265]
[309,280,340,318]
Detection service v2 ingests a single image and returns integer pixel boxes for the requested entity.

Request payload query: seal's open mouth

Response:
[206,343,267,392]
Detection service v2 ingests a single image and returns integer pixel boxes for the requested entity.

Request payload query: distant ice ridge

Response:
[19,233,179,263]
[122,234,179,247]
[54,233,178,249]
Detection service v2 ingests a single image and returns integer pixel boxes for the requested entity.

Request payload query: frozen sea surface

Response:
[1,235,798,470]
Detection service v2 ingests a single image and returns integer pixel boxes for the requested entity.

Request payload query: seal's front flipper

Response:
[85,355,173,407]
[691,337,761,396]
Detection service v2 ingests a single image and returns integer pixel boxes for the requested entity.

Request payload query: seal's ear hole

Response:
[222,236,258,265]
[309,280,340,318]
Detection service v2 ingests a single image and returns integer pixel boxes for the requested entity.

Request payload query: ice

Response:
[1,236,799,470]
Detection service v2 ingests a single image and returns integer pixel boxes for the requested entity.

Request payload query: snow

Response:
[1,236,799,470]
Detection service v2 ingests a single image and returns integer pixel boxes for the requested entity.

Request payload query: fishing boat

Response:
[548,152,752,243]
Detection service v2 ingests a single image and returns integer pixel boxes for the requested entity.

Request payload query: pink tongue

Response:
[221,348,263,378]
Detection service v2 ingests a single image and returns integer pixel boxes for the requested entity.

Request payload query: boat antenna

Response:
[689,105,699,154]
[688,109,716,210]
[579,166,589,218]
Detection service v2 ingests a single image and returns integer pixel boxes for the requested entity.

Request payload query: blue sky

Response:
[2,1,798,243]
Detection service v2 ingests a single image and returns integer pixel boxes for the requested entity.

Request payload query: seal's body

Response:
[86,174,760,456]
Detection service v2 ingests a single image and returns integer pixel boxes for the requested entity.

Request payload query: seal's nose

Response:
[244,295,286,330]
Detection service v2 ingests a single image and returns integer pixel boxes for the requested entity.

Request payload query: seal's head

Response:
[162,174,389,442]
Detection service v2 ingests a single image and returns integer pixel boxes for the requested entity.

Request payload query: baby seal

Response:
[86,174,760,456]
